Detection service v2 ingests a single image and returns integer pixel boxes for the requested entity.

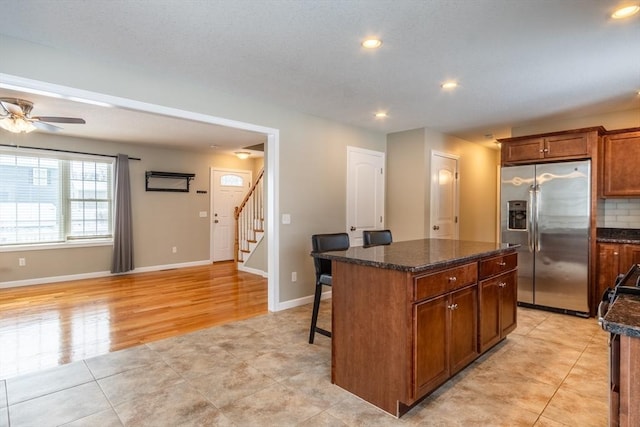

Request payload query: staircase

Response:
[234,169,264,271]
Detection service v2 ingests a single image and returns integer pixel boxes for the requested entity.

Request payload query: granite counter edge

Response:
[312,247,516,274]
[601,294,640,338]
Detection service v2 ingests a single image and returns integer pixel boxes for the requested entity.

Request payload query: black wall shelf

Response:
[145,171,196,192]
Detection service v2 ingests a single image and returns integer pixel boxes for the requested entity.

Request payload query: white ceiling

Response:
[0,0,638,151]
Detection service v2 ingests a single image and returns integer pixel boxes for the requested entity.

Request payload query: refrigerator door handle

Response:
[534,184,541,252]
[528,185,535,253]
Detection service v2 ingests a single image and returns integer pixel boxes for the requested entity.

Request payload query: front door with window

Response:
[210,168,252,262]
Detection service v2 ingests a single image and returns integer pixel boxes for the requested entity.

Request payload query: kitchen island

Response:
[313,238,518,417]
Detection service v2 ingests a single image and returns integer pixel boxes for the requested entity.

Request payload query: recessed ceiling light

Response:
[441,81,458,90]
[362,38,383,49]
[374,112,388,118]
[611,4,640,19]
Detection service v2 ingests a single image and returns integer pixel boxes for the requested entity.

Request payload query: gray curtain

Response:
[111,153,134,273]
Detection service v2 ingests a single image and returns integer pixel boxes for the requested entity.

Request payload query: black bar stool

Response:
[363,229,392,247]
[309,232,350,344]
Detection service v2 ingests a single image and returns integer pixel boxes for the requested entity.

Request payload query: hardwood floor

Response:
[0,261,268,379]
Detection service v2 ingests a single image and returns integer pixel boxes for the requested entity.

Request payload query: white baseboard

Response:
[237,264,268,278]
[0,260,212,289]
[275,290,331,312]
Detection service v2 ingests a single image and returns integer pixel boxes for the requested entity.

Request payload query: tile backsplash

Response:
[600,199,640,229]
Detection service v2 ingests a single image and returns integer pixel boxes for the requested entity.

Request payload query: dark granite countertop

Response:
[601,294,640,338]
[312,238,518,274]
[597,228,640,244]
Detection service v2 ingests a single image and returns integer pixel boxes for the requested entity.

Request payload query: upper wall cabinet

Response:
[499,127,603,166]
[601,128,640,198]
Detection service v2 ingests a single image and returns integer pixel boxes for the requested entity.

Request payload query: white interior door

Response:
[211,168,252,262]
[430,151,459,239]
[346,146,385,246]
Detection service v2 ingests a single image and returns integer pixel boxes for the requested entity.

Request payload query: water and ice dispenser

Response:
[507,200,527,230]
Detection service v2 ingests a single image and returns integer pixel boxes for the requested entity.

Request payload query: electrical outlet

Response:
[291,271,297,282]
[172,246,177,253]
[18,258,26,267]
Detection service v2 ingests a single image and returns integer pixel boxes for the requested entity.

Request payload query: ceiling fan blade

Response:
[32,116,86,124]
[31,121,62,132]
[0,100,24,116]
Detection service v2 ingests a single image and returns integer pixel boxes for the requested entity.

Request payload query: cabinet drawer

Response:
[479,253,517,279]
[414,263,477,302]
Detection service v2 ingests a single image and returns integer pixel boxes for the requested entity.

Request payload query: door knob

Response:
[433,225,440,231]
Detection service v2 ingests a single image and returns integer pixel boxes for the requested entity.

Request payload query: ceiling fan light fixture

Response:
[0,117,37,133]
[611,4,640,18]
[235,151,250,160]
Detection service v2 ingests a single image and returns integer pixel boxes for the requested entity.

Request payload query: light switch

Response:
[199,211,208,218]
[282,214,291,224]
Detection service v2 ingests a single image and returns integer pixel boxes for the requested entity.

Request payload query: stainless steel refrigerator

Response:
[500,160,590,316]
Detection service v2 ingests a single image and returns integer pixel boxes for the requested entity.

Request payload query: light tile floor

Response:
[0,304,608,427]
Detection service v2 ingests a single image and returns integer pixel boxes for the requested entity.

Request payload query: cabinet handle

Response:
[614,252,619,256]
[449,276,457,282]
[498,282,507,288]
[497,261,506,267]
[447,303,459,310]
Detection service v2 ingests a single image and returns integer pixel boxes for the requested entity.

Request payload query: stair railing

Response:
[234,169,264,262]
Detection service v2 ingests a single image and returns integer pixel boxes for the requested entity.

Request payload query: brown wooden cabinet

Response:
[479,269,517,352]
[499,129,599,165]
[478,253,518,352]
[414,284,478,398]
[596,242,640,304]
[602,128,640,197]
[610,327,640,426]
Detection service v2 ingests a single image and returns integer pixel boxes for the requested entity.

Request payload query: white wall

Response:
[512,108,639,137]
[387,127,499,243]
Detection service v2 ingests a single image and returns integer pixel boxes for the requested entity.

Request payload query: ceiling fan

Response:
[0,97,86,133]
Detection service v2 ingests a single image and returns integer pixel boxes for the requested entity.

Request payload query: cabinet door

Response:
[479,271,517,353]
[544,133,589,159]
[479,277,501,352]
[500,270,518,337]
[450,285,478,375]
[621,244,640,272]
[414,294,449,397]
[597,243,621,302]
[603,131,640,197]
[501,138,544,163]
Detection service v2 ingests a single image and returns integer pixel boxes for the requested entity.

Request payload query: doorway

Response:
[430,151,459,239]
[346,146,385,246]
[1,73,281,312]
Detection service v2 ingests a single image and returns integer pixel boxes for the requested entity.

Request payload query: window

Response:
[220,174,244,187]
[0,150,114,246]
